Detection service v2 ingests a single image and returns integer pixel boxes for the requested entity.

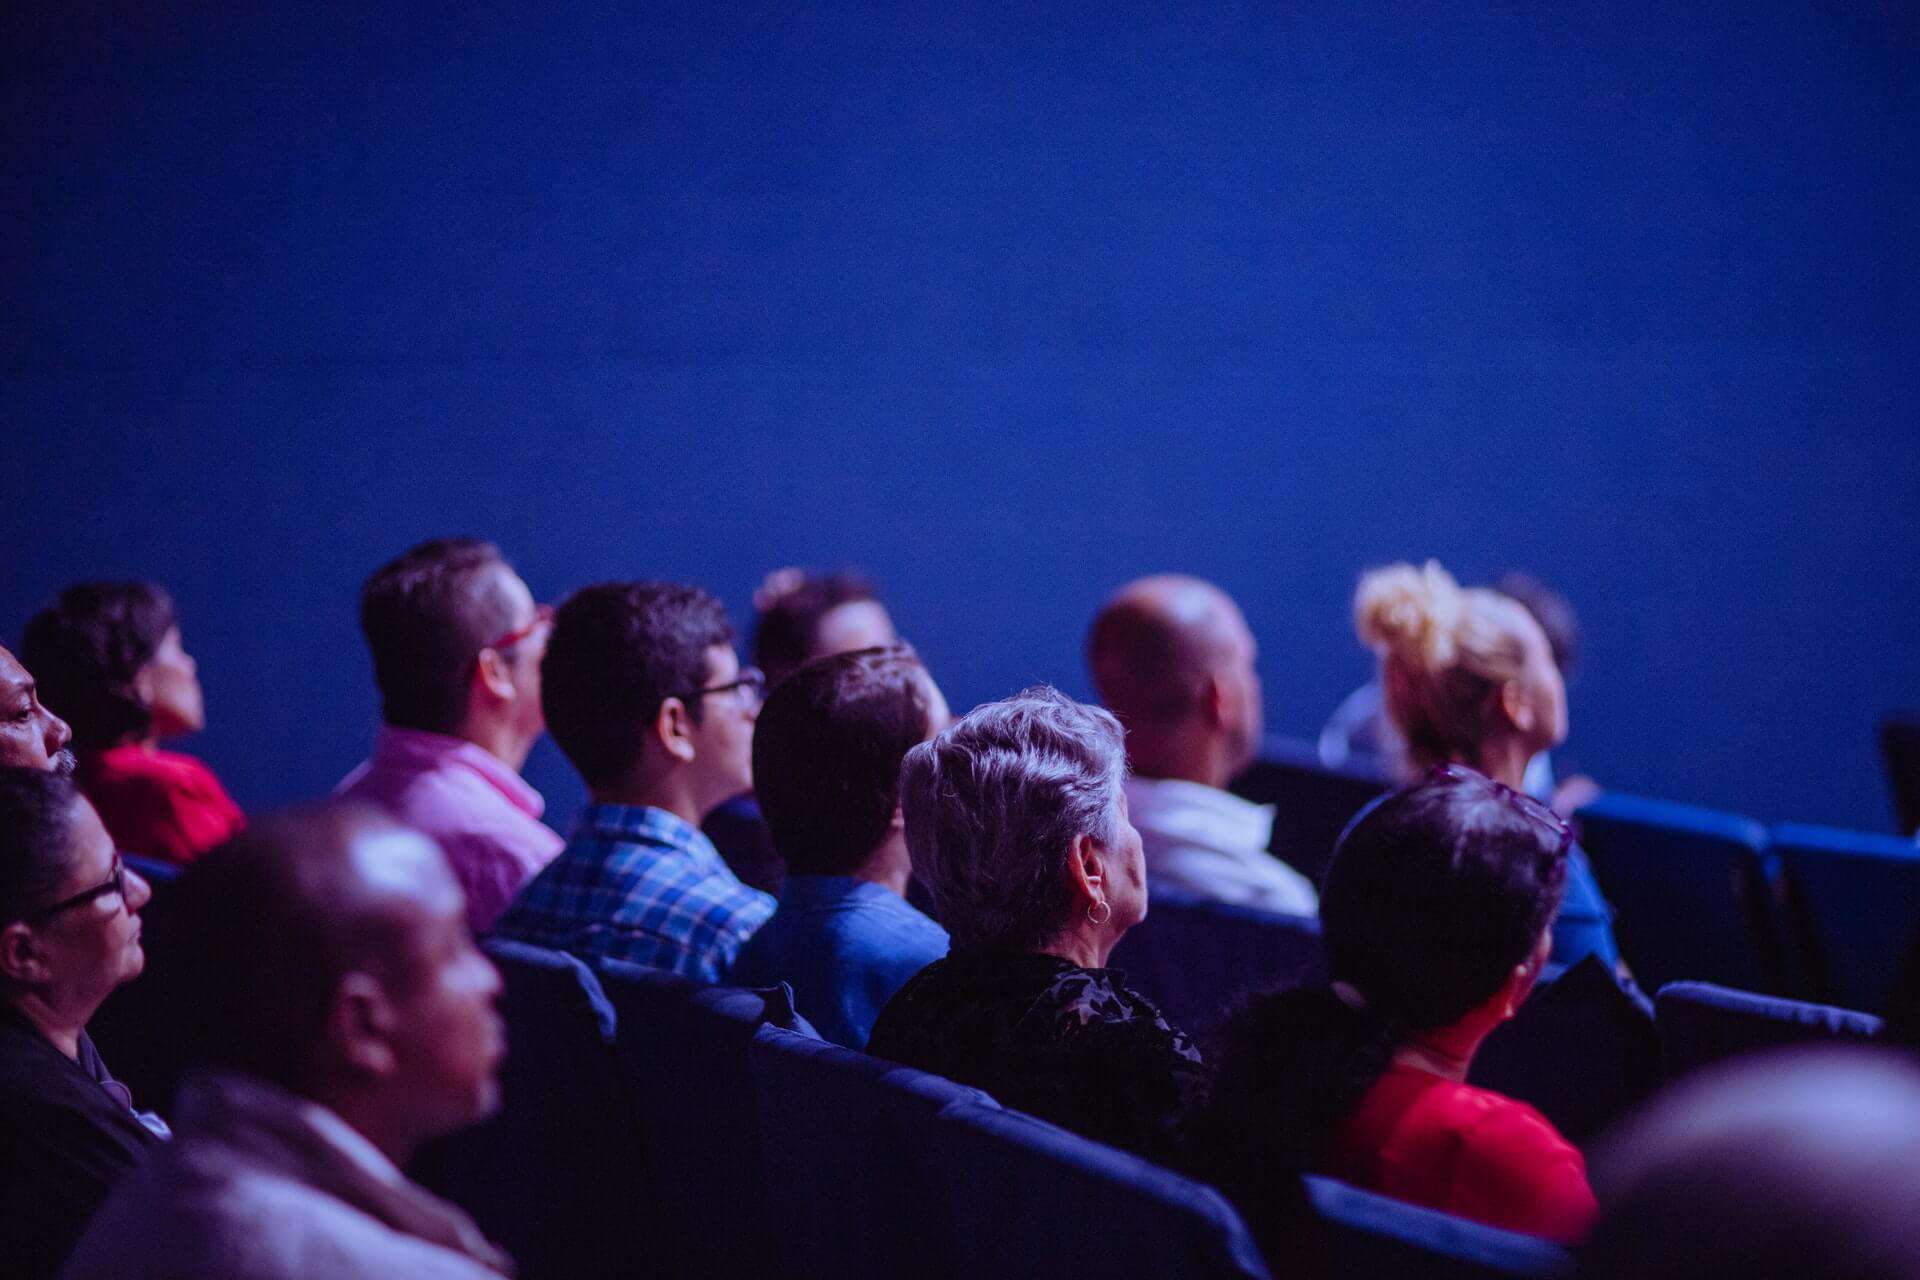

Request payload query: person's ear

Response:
[654,697,697,765]
[131,662,158,711]
[472,648,517,704]
[1499,931,1554,1019]
[0,923,49,986]
[328,973,400,1079]
[887,804,906,835]
[1499,678,1536,735]
[1066,830,1107,908]
[1199,672,1228,729]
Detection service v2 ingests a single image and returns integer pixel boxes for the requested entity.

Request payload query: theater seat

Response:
[1573,792,1780,994]
[1655,980,1882,1078]
[1304,1177,1569,1279]
[411,940,640,1280]
[1882,711,1920,837]
[1108,888,1325,1038]
[1229,735,1391,887]
[1774,823,1920,1011]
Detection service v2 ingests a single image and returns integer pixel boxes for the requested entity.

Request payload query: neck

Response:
[1467,737,1533,792]
[1126,726,1235,791]
[7,991,89,1060]
[309,1088,423,1168]
[1391,1020,1493,1083]
[591,773,706,828]
[455,715,534,773]
[1040,924,1111,970]
[851,835,913,898]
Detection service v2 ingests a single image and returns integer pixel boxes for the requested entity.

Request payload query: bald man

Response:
[63,804,512,1279]
[1087,575,1317,916]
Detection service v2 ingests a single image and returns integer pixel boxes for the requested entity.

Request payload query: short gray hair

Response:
[900,685,1128,952]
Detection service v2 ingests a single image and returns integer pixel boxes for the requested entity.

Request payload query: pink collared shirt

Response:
[336,726,564,934]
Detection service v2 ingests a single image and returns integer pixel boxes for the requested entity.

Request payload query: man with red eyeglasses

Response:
[336,538,562,933]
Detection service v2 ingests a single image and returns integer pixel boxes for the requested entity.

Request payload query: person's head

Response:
[168,804,503,1161]
[1583,1049,1920,1280]
[20,581,203,750]
[900,686,1141,959]
[0,645,75,775]
[1192,766,1570,1209]
[1493,571,1582,680]
[1087,574,1263,786]
[359,538,549,767]
[752,644,949,882]
[1355,560,1567,773]
[0,769,152,1026]
[541,581,759,819]
[751,568,896,688]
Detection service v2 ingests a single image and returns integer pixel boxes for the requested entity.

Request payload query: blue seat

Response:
[594,959,812,1278]
[1882,711,1920,837]
[1655,980,1882,1077]
[749,1025,993,1280]
[1229,735,1391,887]
[122,852,181,884]
[1109,888,1325,1038]
[1774,822,1920,1011]
[925,1100,1273,1278]
[1573,792,1779,994]
[410,940,640,1280]
[1304,1177,1569,1279]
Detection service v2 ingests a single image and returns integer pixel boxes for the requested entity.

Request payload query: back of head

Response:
[899,685,1125,952]
[20,581,177,750]
[1584,1049,1920,1280]
[752,644,933,877]
[1493,571,1582,678]
[752,569,886,687]
[1086,573,1238,726]
[1353,560,1535,769]
[541,580,733,789]
[0,767,80,933]
[359,537,521,735]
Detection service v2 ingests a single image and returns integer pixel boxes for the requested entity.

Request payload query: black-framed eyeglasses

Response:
[683,667,767,708]
[1429,763,1574,854]
[20,856,130,925]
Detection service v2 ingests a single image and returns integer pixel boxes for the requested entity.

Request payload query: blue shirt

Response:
[1551,845,1619,971]
[493,803,775,983]
[731,875,950,1049]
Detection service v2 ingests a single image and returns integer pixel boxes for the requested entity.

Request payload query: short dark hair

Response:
[0,768,81,925]
[541,582,734,789]
[752,645,932,877]
[752,570,880,686]
[359,538,523,735]
[20,581,177,749]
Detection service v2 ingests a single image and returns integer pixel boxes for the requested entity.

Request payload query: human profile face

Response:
[29,796,152,1009]
[1101,786,1150,935]
[686,644,761,817]
[142,626,206,739]
[489,570,551,745]
[1215,605,1265,775]
[812,601,896,662]
[1509,610,1569,753]
[0,646,75,774]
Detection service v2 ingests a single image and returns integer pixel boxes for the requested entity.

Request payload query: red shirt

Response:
[76,743,245,866]
[1322,1062,1597,1244]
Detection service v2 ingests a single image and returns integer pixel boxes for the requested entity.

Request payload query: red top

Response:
[76,743,246,866]
[1323,1062,1597,1243]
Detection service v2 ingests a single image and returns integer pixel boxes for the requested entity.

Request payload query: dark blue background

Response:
[6,3,1916,832]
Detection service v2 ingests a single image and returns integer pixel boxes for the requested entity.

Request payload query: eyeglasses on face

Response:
[19,855,130,925]
[683,666,767,708]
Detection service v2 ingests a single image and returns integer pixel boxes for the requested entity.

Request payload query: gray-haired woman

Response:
[865,686,1204,1164]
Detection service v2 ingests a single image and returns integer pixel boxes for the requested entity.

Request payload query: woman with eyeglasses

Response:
[0,767,167,1280]
[1352,559,1619,970]
[1188,767,1597,1250]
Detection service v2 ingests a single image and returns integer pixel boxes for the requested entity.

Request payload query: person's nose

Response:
[125,868,153,913]
[43,707,72,754]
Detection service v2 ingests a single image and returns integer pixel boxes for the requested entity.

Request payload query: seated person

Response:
[493,582,774,981]
[1087,574,1317,915]
[706,567,900,894]
[1352,560,1620,969]
[336,538,562,933]
[1190,765,1596,1245]
[732,644,951,1047]
[867,686,1205,1165]
[0,644,76,775]
[22,582,242,863]
[61,803,512,1279]
[0,768,163,1280]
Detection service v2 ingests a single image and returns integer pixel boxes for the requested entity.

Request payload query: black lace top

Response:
[866,948,1207,1164]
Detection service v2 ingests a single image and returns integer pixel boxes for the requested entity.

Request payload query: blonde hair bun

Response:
[1355,559,1464,671]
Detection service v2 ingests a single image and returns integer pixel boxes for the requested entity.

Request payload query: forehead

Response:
[704,643,740,680]
[813,601,895,655]
[63,796,114,880]
[0,647,28,695]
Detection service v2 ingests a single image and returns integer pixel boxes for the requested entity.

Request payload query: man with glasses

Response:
[493,581,774,981]
[337,538,563,933]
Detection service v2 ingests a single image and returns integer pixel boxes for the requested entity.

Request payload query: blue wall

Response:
[7,2,1916,831]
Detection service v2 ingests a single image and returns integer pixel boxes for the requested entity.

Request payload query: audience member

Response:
[731,645,952,1047]
[1087,574,1317,915]
[0,769,163,1280]
[867,686,1205,1164]
[1352,560,1620,969]
[1582,1049,1920,1279]
[336,538,563,933]
[22,582,242,863]
[1190,765,1595,1247]
[493,581,774,980]
[0,644,76,774]
[61,803,511,1279]
[704,567,900,894]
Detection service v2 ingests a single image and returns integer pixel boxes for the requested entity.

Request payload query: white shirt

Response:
[1124,775,1319,917]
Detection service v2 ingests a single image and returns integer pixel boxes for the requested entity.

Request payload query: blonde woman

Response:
[1354,561,1619,970]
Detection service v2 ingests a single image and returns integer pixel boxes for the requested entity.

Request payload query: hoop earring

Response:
[1086,900,1112,927]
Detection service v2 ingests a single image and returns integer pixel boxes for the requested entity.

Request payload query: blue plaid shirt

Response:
[491,803,775,982]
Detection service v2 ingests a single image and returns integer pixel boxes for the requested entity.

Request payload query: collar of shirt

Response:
[1123,775,1275,857]
[363,725,546,820]
[776,874,903,910]
[576,802,725,873]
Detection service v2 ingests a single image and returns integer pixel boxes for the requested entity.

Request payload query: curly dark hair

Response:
[20,582,178,750]
[0,767,82,924]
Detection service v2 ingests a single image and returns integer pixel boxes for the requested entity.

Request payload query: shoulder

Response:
[1030,966,1203,1062]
